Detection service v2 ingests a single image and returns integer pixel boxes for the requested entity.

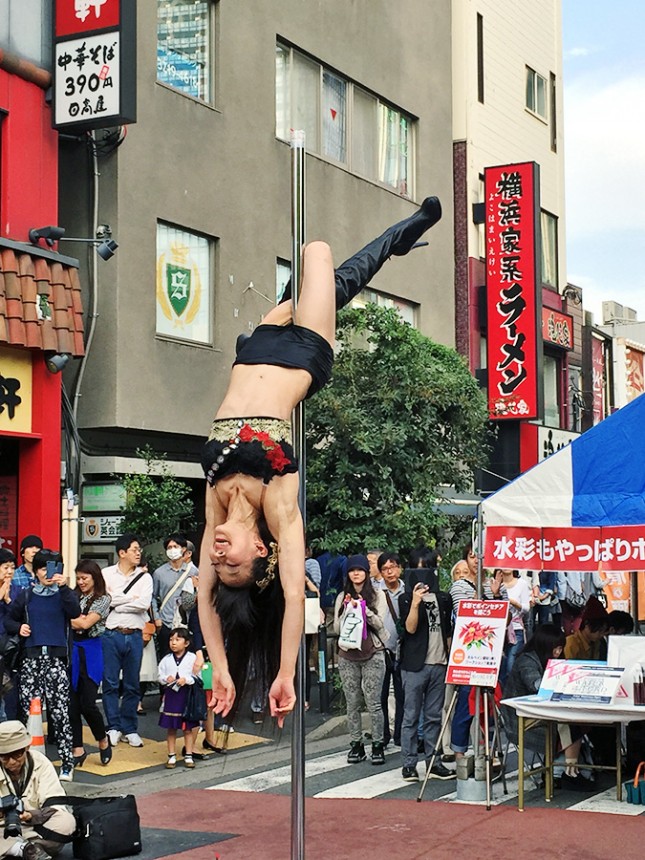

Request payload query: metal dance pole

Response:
[290,128,306,860]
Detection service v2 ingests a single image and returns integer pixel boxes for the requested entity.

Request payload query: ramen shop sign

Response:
[53,0,136,131]
[485,162,542,420]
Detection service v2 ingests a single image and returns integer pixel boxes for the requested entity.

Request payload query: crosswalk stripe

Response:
[567,787,645,816]
[313,767,410,798]
[207,750,352,792]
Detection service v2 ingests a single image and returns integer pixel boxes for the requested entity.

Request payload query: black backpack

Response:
[47,794,142,860]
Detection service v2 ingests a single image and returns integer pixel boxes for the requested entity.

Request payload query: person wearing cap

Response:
[333,554,388,765]
[564,595,609,661]
[0,720,76,859]
[13,537,44,592]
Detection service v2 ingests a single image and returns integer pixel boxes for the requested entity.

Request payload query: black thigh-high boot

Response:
[280,196,442,310]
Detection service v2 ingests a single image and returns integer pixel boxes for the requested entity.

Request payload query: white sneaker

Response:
[59,766,74,782]
[124,732,144,747]
[107,729,122,746]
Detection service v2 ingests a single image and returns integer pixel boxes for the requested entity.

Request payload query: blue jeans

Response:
[450,685,472,753]
[500,627,525,687]
[102,629,144,735]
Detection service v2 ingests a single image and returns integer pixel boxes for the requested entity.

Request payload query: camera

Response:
[1,793,24,838]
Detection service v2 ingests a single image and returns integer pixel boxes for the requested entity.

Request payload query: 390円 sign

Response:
[53,0,136,131]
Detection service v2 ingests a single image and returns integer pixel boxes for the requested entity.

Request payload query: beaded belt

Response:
[205,417,293,481]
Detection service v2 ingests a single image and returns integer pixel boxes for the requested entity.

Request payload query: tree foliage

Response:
[118,446,195,548]
[305,305,491,554]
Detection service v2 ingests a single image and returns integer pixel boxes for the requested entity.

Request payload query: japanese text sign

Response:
[53,0,136,131]
[542,308,573,350]
[484,524,645,572]
[446,600,508,687]
[485,162,542,420]
[0,348,32,435]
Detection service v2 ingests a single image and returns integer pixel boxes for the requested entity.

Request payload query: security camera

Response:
[97,239,118,261]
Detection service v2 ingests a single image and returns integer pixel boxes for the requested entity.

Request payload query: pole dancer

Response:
[197,194,442,726]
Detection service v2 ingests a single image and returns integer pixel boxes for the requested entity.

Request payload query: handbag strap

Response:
[123,570,147,595]
[383,589,399,622]
[634,761,645,788]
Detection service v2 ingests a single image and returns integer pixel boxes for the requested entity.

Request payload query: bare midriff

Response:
[216,363,311,421]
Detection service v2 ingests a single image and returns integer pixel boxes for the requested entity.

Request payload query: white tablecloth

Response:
[502,694,645,724]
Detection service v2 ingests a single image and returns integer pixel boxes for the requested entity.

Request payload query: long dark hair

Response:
[212,517,284,724]
[74,559,107,597]
[340,569,378,612]
[522,623,566,670]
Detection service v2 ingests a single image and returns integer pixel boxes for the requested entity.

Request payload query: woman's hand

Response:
[269,675,296,728]
[177,677,186,687]
[19,623,31,638]
[210,667,236,717]
[166,675,175,685]
[490,571,503,596]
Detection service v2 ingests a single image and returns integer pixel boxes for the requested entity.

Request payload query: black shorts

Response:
[233,323,333,398]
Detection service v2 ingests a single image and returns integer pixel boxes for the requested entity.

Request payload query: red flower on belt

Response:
[237,424,292,472]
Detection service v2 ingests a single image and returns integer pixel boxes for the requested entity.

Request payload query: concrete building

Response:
[451,0,579,489]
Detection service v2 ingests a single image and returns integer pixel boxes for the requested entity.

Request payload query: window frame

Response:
[155,220,216,348]
[540,209,558,289]
[156,0,216,105]
[276,42,416,198]
[525,65,547,121]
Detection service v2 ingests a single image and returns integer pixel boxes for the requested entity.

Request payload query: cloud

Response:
[564,75,645,239]
[564,46,591,58]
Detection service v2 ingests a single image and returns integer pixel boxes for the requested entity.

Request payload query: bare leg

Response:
[293,241,336,347]
[167,728,177,757]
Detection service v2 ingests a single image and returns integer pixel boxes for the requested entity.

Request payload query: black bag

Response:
[47,794,142,860]
[0,632,22,673]
[182,676,208,723]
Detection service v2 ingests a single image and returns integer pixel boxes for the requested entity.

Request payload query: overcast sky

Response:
[562,0,645,324]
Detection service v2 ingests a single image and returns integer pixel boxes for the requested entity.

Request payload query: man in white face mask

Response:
[152,533,191,656]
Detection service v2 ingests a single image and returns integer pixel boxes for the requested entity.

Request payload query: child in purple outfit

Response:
[158,627,199,769]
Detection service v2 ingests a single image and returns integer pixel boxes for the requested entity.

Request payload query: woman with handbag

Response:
[158,627,200,769]
[4,549,81,781]
[70,560,112,767]
[333,554,388,765]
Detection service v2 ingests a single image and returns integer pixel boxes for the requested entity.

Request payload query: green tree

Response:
[305,305,491,554]
[118,446,195,548]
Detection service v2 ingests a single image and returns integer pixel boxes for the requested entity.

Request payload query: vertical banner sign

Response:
[591,336,606,425]
[446,600,508,687]
[53,0,137,131]
[485,162,542,420]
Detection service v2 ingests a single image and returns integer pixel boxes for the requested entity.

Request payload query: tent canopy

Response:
[481,393,645,572]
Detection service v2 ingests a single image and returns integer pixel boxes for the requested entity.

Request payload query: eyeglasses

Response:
[380,564,400,572]
[0,748,27,762]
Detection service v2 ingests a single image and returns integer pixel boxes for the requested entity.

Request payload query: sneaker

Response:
[107,729,122,746]
[59,766,74,782]
[347,741,366,764]
[402,766,419,781]
[428,762,455,780]
[124,732,144,747]
[371,742,385,765]
[184,755,195,769]
[165,756,176,770]
[441,753,456,763]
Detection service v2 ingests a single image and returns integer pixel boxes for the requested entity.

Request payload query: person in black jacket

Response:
[398,567,453,782]
[5,550,80,783]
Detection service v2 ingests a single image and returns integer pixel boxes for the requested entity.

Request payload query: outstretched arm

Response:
[265,474,305,726]
[197,485,235,716]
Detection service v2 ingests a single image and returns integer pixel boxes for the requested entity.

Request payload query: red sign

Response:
[542,308,573,350]
[591,336,606,425]
[485,162,541,420]
[484,525,645,572]
[55,0,121,37]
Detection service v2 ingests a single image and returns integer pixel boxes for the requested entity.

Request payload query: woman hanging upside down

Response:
[198,197,442,726]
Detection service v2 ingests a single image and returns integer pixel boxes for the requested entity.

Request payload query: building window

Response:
[477,13,484,104]
[157,1,214,102]
[543,353,561,427]
[549,72,557,151]
[525,66,547,120]
[156,222,213,344]
[276,43,415,197]
[276,258,291,303]
[540,210,558,288]
[351,288,417,326]
[568,366,583,433]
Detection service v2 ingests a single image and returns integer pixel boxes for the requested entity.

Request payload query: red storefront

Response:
[0,52,85,555]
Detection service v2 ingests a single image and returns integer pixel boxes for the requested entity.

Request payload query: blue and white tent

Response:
[482,393,645,573]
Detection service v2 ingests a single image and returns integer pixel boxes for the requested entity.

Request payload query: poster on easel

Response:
[446,600,508,687]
